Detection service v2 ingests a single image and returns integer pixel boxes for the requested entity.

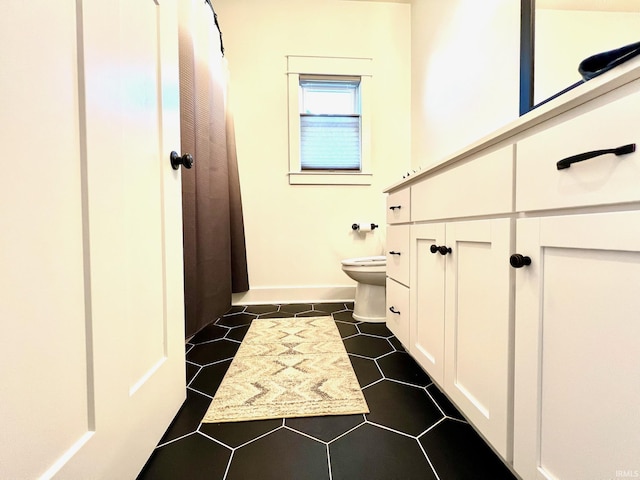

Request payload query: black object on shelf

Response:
[579,41,640,81]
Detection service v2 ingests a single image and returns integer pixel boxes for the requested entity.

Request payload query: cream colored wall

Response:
[215,0,411,304]
[534,9,640,105]
[411,0,520,169]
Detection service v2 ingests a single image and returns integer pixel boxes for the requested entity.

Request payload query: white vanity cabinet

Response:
[386,188,411,347]
[513,211,640,480]
[385,58,640,479]
[405,144,516,459]
[510,76,640,479]
[411,219,514,460]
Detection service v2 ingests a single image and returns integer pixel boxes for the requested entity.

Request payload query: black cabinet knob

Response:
[430,244,451,255]
[510,254,532,268]
[388,251,401,256]
[389,306,401,315]
[170,151,194,170]
[389,205,402,211]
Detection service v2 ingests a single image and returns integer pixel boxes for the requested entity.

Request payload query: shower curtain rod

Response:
[204,0,225,56]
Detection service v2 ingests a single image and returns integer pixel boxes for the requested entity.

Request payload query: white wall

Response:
[411,0,521,168]
[215,0,411,304]
[535,9,640,105]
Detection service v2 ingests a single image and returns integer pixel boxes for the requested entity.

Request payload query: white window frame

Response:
[287,55,372,185]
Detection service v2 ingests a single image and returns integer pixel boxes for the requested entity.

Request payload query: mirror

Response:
[520,0,640,114]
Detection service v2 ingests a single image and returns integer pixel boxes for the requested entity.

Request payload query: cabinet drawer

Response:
[411,145,514,221]
[386,278,410,348]
[386,225,410,286]
[517,82,640,211]
[386,187,411,224]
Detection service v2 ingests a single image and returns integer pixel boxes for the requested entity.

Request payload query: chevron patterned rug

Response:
[202,316,369,423]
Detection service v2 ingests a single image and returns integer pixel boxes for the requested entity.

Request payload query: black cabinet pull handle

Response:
[389,205,402,211]
[430,244,452,255]
[170,151,194,170]
[556,143,635,170]
[389,306,401,314]
[510,254,532,268]
[388,251,401,256]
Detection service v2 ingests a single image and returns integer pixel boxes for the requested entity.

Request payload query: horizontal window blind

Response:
[299,77,361,171]
[300,115,361,170]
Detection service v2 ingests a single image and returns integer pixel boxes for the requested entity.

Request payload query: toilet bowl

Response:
[341,256,386,322]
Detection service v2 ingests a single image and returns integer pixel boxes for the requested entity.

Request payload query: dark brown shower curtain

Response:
[178,2,249,338]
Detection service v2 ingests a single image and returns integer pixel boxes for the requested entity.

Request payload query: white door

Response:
[513,212,640,480]
[0,1,185,478]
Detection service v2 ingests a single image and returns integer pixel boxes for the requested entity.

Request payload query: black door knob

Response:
[170,151,194,170]
[430,244,451,255]
[510,254,532,268]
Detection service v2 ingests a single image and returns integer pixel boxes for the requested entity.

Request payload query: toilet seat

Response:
[341,255,386,267]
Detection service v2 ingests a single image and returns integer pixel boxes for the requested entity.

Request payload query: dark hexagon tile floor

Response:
[363,380,443,436]
[138,303,518,480]
[377,350,432,386]
[186,339,240,366]
[225,428,329,480]
[330,423,437,480]
[200,419,282,449]
[285,414,365,442]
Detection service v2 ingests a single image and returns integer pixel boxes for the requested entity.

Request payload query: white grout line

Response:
[325,416,367,444]
[221,447,234,480]
[230,424,284,450]
[382,376,432,390]
[417,416,447,438]
[417,436,443,480]
[283,425,329,445]
[425,387,448,418]
[155,431,197,449]
[196,430,234,450]
[363,419,422,440]
[186,386,213,399]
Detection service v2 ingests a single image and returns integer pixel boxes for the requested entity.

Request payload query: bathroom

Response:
[4,0,639,478]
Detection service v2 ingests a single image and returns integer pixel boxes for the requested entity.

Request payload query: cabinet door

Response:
[410,223,446,386]
[386,278,410,348]
[514,212,640,480]
[444,218,513,461]
[387,224,411,286]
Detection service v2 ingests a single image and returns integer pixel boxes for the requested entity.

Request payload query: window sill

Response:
[288,172,372,186]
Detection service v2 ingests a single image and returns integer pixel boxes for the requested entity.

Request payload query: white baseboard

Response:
[232,285,356,306]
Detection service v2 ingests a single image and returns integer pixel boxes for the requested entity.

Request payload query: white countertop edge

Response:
[384,57,640,194]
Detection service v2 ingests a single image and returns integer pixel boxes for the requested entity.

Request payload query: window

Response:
[299,77,361,171]
[287,56,372,185]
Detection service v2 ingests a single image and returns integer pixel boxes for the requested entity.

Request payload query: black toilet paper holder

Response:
[352,223,379,231]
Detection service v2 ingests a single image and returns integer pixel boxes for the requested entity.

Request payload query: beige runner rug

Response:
[202,316,369,423]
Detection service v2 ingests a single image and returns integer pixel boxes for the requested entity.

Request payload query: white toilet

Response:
[341,255,387,322]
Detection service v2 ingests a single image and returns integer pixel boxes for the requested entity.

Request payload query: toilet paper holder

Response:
[352,223,379,231]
